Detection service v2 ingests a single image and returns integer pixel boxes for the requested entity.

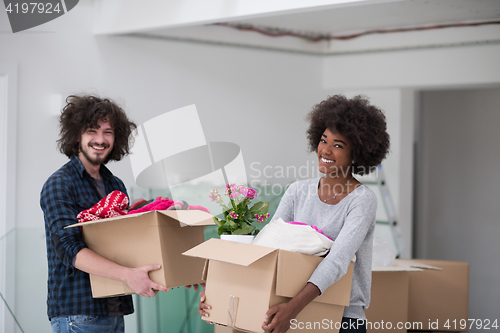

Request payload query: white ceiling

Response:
[232,0,500,35]
[130,0,500,54]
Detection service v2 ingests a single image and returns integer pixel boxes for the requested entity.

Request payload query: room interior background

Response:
[1,1,499,332]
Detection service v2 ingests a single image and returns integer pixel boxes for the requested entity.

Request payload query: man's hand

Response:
[123,264,169,297]
[75,248,168,298]
[262,302,297,333]
[185,284,200,291]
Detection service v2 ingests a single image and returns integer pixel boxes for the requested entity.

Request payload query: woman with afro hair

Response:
[262,94,390,332]
[199,95,390,333]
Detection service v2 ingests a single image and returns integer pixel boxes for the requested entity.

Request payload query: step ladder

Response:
[358,165,409,258]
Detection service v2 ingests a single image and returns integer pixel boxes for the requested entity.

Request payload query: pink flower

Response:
[225,183,236,196]
[246,188,256,199]
[209,189,224,206]
[255,213,270,223]
[229,211,239,219]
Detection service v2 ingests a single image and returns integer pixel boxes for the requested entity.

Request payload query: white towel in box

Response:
[252,218,333,257]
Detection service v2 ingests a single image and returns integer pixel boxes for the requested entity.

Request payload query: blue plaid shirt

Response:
[41,155,134,319]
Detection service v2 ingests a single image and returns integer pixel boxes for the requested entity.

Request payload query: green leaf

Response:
[217,225,228,236]
[240,210,252,221]
[232,224,255,235]
[227,219,238,229]
[229,197,237,210]
[213,216,224,227]
[250,201,269,214]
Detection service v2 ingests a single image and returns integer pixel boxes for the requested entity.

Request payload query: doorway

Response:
[413,87,500,327]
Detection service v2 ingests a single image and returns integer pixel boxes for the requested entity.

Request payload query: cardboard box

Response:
[67,210,214,298]
[183,238,354,333]
[215,327,244,333]
[407,260,469,332]
[366,270,410,332]
[366,260,442,333]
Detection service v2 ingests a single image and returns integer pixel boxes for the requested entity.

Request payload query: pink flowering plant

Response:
[209,184,270,236]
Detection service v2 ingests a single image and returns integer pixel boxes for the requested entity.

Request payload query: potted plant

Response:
[209,183,270,243]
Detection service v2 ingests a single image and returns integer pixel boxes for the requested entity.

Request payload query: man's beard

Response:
[79,142,109,165]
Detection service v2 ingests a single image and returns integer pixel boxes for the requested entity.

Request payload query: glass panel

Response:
[0,229,25,333]
[374,222,399,257]
[365,183,389,222]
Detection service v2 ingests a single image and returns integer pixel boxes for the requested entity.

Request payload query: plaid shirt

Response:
[41,155,134,319]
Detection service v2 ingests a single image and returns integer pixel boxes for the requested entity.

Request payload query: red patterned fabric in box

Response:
[77,190,129,223]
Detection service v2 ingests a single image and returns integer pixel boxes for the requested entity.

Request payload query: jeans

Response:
[339,317,367,333]
[51,315,124,333]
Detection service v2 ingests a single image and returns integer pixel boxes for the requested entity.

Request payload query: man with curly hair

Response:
[40,95,168,333]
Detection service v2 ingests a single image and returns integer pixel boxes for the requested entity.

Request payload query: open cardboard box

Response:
[366,259,469,332]
[66,210,214,298]
[183,238,354,333]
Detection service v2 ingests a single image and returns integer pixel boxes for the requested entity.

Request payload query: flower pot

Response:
[220,234,255,244]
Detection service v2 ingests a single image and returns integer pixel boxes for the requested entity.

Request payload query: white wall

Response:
[323,43,500,89]
[0,2,323,332]
[415,88,500,326]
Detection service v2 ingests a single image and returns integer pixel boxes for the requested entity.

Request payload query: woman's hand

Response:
[262,302,297,333]
[197,284,213,322]
[262,282,321,332]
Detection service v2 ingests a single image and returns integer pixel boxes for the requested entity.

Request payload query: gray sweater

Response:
[273,178,377,319]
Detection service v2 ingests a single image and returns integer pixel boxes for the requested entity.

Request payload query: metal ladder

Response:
[358,165,409,258]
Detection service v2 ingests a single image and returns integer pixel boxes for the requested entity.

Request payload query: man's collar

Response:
[70,155,86,178]
[70,155,112,180]
[99,163,113,180]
